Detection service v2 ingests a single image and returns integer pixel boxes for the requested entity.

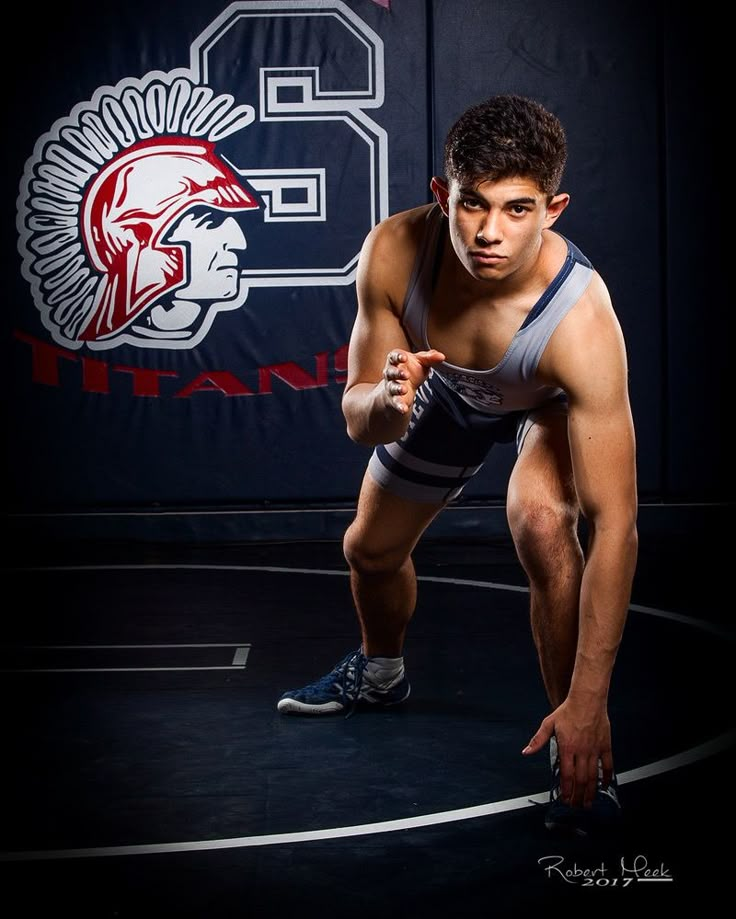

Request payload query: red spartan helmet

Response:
[80,137,259,341]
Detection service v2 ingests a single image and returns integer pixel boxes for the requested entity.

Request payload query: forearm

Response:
[342,382,412,446]
[568,521,638,704]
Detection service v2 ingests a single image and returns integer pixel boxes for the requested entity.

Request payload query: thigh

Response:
[347,469,445,561]
[509,402,577,509]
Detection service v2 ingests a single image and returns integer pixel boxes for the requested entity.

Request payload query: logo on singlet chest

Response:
[440,369,504,407]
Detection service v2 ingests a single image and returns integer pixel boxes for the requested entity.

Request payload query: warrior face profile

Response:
[146,206,248,336]
[80,138,259,343]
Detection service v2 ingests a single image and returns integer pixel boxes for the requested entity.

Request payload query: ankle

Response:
[364,654,404,685]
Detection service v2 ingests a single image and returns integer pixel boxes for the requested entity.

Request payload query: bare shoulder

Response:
[575,271,624,338]
[539,269,629,389]
[364,202,435,249]
[556,270,623,343]
[357,204,436,311]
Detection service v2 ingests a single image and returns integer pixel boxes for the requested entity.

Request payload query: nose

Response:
[476,210,502,245]
[222,216,248,251]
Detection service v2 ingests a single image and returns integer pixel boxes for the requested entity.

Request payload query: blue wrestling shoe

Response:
[277,649,411,716]
[544,736,622,836]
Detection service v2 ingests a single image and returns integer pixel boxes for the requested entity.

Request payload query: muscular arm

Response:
[524,273,638,804]
[562,280,638,705]
[342,216,445,446]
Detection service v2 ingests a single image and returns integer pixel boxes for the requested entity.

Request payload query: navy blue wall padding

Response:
[660,15,728,501]
[3,1,724,542]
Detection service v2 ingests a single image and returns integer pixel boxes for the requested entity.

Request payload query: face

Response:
[168,208,247,300]
[430,175,569,282]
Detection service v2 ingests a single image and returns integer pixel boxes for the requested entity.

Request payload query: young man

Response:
[277,95,638,835]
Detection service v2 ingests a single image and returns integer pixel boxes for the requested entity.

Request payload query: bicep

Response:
[556,298,638,522]
[344,237,413,391]
[567,396,637,525]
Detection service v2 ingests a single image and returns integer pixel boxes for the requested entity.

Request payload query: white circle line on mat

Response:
[2,563,733,862]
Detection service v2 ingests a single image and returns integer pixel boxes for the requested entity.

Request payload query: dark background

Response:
[1,6,731,913]
[3,0,727,544]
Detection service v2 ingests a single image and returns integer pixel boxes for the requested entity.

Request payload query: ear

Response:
[544,193,570,228]
[430,176,450,216]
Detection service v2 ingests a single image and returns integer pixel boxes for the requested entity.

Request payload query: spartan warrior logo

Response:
[16,1,387,350]
[80,137,260,344]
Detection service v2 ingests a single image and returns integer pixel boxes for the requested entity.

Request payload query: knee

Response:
[343,523,408,576]
[508,495,580,568]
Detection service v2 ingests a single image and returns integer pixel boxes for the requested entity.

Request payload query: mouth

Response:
[469,251,506,264]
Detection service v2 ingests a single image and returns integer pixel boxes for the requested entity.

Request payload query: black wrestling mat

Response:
[1,535,732,916]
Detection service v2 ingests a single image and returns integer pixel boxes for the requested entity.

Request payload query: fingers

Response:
[384,351,408,383]
[528,705,613,809]
[386,350,408,368]
[558,748,576,805]
[558,749,589,807]
[577,754,599,809]
[584,755,599,807]
[383,351,409,412]
[521,717,553,755]
[385,349,446,376]
[414,348,447,366]
[600,749,614,791]
[382,348,446,415]
[385,380,408,413]
[557,748,602,808]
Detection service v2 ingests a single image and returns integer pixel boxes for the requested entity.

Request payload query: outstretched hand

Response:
[522,700,614,808]
[382,349,446,415]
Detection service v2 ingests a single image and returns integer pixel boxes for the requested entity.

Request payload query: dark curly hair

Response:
[443,95,567,195]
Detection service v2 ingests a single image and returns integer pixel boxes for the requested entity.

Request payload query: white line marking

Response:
[627,603,733,639]
[232,647,250,667]
[2,666,247,674]
[615,729,736,782]
[10,561,735,630]
[7,500,727,518]
[0,642,253,674]
[1,564,732,862]
[2,729,733,862]
[419,575,530,593]
[12,643,251,650]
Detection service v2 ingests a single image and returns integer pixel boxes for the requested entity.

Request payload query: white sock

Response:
[364,655,404,687]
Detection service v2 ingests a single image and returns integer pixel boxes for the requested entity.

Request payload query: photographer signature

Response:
[539,854,673,886]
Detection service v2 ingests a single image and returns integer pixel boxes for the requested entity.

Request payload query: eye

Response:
[191,212,218,230]
[460,197,483,210]
[510,205,530,215]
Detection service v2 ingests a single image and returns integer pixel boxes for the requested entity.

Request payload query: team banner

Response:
[8,0,665,539]
[9,1,430,527]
